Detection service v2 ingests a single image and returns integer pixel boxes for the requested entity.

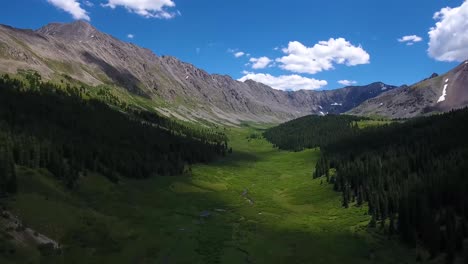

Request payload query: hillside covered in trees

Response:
[263,115,365,151]
[0,72,228,196]
[266,111,468,262]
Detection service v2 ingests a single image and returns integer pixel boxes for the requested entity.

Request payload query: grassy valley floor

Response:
[1,127,416,263]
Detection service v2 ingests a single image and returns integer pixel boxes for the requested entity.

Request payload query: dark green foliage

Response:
[246,132,262,141]
[314,155,330,179]
[0,73,228,191]
[0,140,17,196]
[266,109,468,260]
[315,109,468,260]
[264,115,363,151]
[133,110,228,150]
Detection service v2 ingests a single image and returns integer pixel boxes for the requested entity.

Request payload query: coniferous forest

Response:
[0,72,228,196]
[265,111,468,262]
[263,115,364,151]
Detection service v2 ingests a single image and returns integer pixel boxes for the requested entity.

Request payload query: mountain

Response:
[0,21,396,124]
[348,61,468,118]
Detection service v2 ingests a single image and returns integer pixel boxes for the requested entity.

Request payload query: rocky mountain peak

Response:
[36,20,97,39]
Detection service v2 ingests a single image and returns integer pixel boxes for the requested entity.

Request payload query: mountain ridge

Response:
[0,21,398,124]
[348,61,468,118]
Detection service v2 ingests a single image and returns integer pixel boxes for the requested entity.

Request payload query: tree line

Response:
[0,72,228,196]
[263,114,364,151]
[266,111,468,262]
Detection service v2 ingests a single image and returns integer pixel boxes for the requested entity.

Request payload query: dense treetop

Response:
[266,110,468,262]
[263,115,364,151]
[0,72,228,195]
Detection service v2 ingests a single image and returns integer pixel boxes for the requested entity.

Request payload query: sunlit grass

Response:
[355,119,393,129]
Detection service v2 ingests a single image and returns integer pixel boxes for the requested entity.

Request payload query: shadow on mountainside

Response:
[81,51,149,98]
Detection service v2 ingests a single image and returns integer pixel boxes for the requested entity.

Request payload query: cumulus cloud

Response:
[338,80,357,86]
[249,57,272,69]
[234,52,245,58]
[428,1,468,62]
[47,0,90,20]
[103,0,178,19]
[398,35,423,45]
[127,34,134,39]
[276,38,370,74]
[238,72,327,91]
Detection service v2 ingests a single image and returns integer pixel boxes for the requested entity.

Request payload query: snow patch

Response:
[380,83,387,90]
[331,102,342,106]
[319,111,325,116]
[379,103,384,106]
[318,105,323,109]
[445,78,449,83]
[185,75,189,80]
[437,83,448,103]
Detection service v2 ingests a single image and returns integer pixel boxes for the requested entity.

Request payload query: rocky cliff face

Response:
[348,62,468,119]
[0,21,396,124]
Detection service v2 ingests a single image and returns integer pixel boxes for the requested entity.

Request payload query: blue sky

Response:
[1,0,467,90]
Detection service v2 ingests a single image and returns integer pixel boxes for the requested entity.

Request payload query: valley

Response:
[1,2,468,262]
[1,127,415,263]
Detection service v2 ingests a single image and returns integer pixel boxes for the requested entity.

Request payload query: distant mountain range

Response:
[0,21,400,124]
[349,61,468,118]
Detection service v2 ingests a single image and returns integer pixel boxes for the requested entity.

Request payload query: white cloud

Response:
[82,0,94,7]
[238,72,327,91]
[127,34,134,39]
[228,49,247,58]
[428,1,468,62]
[234,52,245,58]
[338,80,357,86]
[47,0,90,21]
[249,57,272,69]
[398,35,423,43]
[276,38,370,74]
[103,0,178,19]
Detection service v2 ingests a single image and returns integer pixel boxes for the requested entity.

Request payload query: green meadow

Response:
[355,119,393,129]
[1,127,416,263]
